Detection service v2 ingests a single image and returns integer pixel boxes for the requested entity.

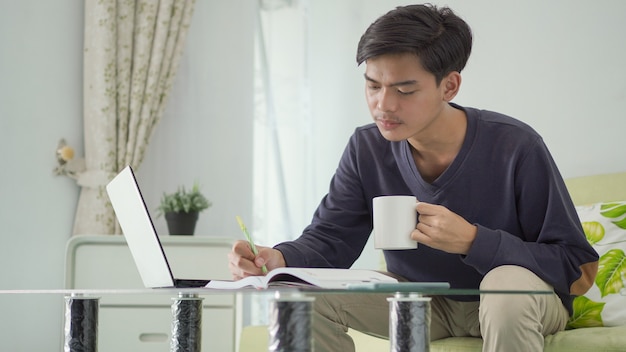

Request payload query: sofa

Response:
[239,172,626,351]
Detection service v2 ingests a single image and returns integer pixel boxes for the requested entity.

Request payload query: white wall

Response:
[0,1,83,350]
[0,0,624,350]
[443,0,626,177]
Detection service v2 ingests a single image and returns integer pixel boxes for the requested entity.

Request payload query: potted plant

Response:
[157,182,212,235]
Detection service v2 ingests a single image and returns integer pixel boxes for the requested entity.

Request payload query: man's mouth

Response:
[377,119,402,129]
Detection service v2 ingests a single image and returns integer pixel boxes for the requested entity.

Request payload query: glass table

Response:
[0,285,556,352]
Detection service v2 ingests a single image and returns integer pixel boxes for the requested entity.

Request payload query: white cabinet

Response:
[65,235,236,352]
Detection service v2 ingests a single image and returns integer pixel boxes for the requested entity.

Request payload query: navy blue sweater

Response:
[275,104,598,314]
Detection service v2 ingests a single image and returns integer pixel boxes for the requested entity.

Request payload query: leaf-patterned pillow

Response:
[567,201,626,329]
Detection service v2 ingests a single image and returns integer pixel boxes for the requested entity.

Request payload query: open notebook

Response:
[205,267,398,289]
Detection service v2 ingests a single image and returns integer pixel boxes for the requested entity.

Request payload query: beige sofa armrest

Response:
[565,172,626,205]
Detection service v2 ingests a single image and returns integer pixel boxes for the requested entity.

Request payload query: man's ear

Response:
[442,71,461,101]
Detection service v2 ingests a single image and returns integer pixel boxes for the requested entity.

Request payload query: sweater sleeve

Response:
[463,138,598,297]
[274,130,373,268]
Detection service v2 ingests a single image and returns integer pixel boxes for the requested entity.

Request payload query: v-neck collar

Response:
[391,103,477,196]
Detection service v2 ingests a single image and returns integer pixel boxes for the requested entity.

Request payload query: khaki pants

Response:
[312,265,569,352]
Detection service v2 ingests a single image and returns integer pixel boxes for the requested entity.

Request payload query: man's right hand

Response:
[227,240,286,280]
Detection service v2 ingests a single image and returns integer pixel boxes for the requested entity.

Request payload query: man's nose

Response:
[377,89,398,112]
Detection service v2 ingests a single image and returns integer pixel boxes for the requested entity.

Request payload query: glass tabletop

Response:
[2,285,600,352]
[0,283,558,296]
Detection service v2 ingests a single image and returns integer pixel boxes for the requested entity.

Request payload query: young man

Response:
[228,4,598,352]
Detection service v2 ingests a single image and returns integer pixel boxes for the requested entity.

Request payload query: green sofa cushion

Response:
[544,326,626,352]
[240,325,626,351]
[428,326,626,352]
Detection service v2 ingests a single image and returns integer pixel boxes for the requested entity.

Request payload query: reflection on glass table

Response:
[0,284,555,352]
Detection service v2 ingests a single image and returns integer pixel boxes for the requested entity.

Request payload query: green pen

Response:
[236,215,268,274]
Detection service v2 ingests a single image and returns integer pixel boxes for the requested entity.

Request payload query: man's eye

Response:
[368,85,381,90]
[398,90,415,96]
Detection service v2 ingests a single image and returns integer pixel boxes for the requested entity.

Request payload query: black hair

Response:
[356,4,472,84]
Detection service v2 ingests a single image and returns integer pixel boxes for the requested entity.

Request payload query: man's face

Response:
[364,53,448,142]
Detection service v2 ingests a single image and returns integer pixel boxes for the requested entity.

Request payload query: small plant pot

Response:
[165,211,199,235]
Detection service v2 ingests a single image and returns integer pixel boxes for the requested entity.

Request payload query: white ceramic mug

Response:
[373,195,418,249]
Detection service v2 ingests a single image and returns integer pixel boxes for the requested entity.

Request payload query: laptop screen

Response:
[106,165,176,288]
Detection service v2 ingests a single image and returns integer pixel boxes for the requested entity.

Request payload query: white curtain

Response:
[73,0,196,235]
[249,0,314,325]
[254,0,313,246]
[249,0,385,325]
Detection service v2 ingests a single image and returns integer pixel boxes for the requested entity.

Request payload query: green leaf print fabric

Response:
[567,201,626,329]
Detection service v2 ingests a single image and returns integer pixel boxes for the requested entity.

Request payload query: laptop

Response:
[106,165,211,288]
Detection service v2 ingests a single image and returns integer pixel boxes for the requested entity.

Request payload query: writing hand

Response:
[228,240,286,280]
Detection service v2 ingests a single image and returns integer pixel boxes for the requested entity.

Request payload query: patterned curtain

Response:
[73,0,196,235]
